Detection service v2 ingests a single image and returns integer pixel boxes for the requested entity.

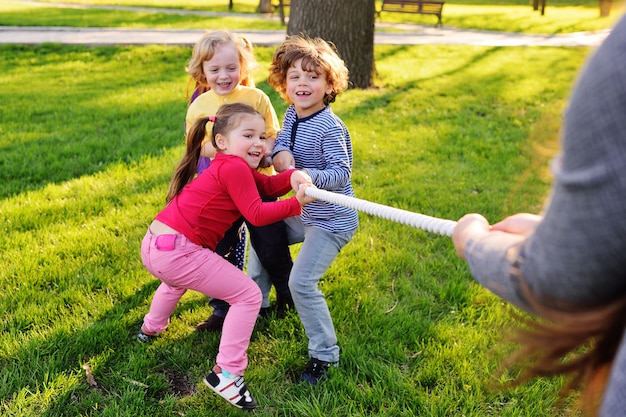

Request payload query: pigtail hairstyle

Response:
[268,35,349,106]
[185,30,258,102]
[166,116,212,203]
[166,102,263,203]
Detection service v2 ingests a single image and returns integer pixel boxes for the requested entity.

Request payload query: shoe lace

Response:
[233,375,245,388]
[304,359,327,377]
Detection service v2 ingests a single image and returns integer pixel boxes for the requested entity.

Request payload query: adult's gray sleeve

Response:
[464,14,626,309]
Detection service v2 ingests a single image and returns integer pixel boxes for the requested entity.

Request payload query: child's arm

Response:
[259,136,276,169]
[289,169,313,194]
[295,183,316,207]
[304,125,352,190]
[224,162,301,226]
[272,150,296,172]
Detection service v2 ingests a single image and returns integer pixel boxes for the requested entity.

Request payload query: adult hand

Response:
[491,213,542,237]
[452,214,490,260]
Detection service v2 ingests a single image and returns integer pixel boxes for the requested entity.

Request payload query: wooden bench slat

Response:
[378,0,444,26]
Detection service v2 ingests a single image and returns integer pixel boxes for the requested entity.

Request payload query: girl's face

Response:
[202,44,242,96]
[215,113,267,169]
[285,58,333,118]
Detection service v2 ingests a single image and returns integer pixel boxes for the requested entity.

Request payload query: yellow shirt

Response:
[186,85,280,143]
[186,85,280,175]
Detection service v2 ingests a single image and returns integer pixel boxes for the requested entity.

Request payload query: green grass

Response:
[0,0,283,30]
[0,33,591,416]
[2,0,624,33]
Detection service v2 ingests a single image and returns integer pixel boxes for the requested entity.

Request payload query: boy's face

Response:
[285,58,333,118]
[202,45,241,96]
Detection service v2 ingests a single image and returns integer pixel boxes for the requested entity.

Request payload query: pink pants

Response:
[140,230,261,375]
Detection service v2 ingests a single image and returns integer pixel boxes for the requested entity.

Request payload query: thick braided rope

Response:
[304,188,457,237]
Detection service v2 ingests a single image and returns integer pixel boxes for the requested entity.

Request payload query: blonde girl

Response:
[184,31,295,330]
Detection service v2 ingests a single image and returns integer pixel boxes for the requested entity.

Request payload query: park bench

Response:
[377,0,445,27]
[272,0,290,25]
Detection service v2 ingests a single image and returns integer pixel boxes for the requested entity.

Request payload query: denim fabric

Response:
[247,245,271,308]
[283,216,356,362]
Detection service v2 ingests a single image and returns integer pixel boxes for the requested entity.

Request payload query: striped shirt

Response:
[273,105,358,233]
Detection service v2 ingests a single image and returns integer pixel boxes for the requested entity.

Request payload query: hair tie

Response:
[208,116,216,123]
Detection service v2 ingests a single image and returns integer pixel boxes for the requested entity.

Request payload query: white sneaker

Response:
[203,366,257,410]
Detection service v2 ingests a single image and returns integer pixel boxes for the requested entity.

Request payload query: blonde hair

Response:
[268,35,349,106]
[186,30,258,100]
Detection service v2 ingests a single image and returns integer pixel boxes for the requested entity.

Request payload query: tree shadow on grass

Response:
[0,43,190,199]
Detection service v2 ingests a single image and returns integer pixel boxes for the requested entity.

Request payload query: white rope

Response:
[304,188,457,237]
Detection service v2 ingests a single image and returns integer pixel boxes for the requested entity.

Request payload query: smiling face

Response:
[285,58,333,118]
[214,113,267,168]
[201,44,241,96]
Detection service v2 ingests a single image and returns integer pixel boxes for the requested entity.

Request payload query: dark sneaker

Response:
[275,292,295,313]
[204,366,257,410]
[196,314,225,333]
[258,307,272,319]
[301,358,337,386]
[137,325,157,343]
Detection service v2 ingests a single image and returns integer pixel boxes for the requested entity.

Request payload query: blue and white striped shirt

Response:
[273,105,358,233]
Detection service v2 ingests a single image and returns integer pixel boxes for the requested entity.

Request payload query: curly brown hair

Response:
[268,35,349,106]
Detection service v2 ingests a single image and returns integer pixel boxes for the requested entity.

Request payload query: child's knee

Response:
[244,282,263,307]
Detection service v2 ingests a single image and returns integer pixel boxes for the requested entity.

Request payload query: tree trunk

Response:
[257,0,271,13]
[599,0,611,17]
[287,0,376,89]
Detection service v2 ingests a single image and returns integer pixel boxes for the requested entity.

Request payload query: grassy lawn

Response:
[0,1,608,416]
[1,0,624,33]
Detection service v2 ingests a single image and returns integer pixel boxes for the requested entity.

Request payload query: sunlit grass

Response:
[0,38,591,415]
[0,0,283,29]
[1,0,623,33]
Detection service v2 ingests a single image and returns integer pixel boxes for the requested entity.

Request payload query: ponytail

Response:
[166,117,212,203]
[165,102,261,203]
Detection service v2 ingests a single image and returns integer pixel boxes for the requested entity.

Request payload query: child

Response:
[268,36,359,385]
[185,30,295,331]
[138,103,315,409]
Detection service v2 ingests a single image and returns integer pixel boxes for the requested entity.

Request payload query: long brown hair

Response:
[501,277,626,416]
[165,103,262,203]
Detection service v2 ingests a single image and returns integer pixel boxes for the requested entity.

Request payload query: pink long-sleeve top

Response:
[155,153,300,250]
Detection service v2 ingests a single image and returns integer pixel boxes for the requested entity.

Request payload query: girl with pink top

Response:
[138,103,315,410]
